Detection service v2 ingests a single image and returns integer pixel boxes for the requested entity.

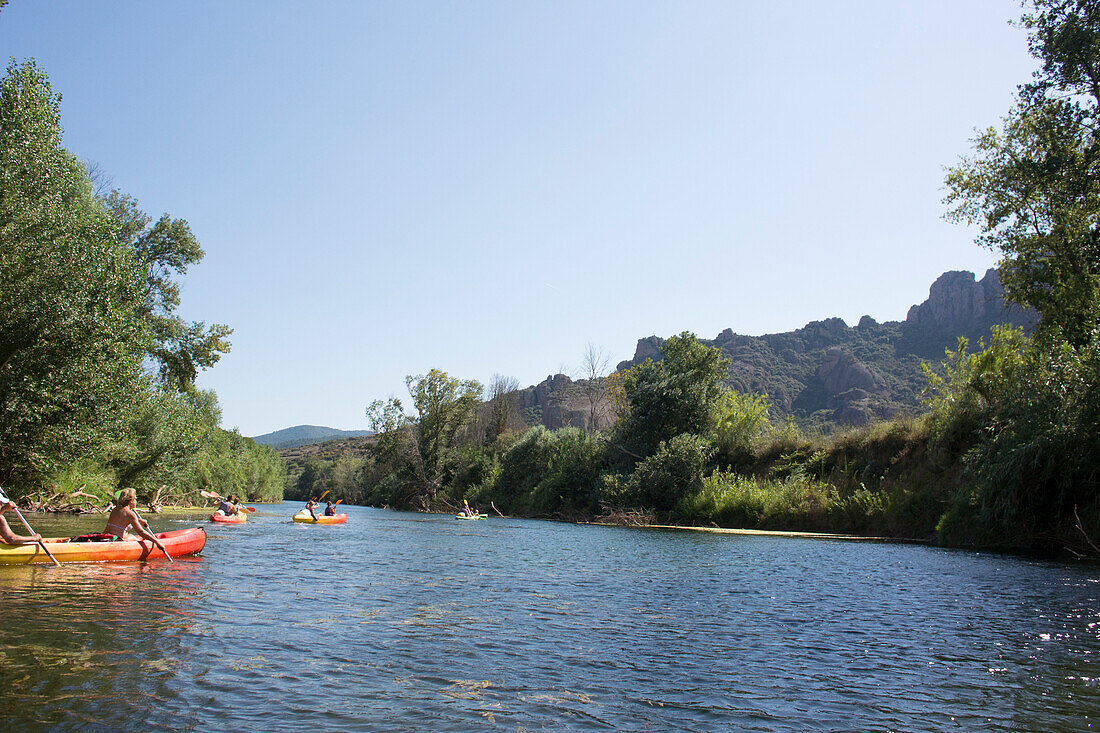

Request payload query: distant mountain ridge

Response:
[515,268,1036,431]
[263,269,1035,445]
[251,425,372,449]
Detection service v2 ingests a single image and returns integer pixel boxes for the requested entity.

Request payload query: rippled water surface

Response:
[2,503,1099,731]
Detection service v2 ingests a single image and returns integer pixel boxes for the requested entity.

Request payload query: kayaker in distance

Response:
[305,500,319,521]
[461,499,476,518]
[105,489,173,557]
[0,498,42,546]
[324,501,335,517]
[216,496,239,517]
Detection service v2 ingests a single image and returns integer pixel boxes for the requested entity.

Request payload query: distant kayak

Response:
[455,514,488,520]
[210,511,247,524]
[0,527,206,565]
[293,512,347,524]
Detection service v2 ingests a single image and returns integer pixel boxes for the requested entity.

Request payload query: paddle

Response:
[136,516,174,563]
[0,488,60,566]
[200,489,256,512]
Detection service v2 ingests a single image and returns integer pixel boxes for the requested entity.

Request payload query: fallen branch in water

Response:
[1071,505,1100,558]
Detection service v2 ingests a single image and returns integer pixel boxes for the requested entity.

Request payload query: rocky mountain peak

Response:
[904,268,1026,335]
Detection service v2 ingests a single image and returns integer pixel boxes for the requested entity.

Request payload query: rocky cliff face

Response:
[904,268,1034,343]
[556,268,1038,430]
[514,374,612,431]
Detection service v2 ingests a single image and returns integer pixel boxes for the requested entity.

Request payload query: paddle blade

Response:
[319,490,331,501]
[245,506,256,512]
[334,499,343,506]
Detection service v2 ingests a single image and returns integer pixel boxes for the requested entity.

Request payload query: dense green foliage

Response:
[366,369,482,507]
[936,0,1100,549]
[0,60,147,487]
[0,60,282,506]
[615,332,730,457]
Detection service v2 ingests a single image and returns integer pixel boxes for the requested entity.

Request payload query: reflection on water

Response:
[1,504,1098,731]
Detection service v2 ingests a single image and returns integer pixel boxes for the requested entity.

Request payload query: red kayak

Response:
[0,527,207,564]
[210,511,247,524]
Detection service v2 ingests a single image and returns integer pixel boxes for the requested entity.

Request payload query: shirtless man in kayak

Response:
[0,498,42,546]
[105,489,172,556]
[305,500,319,521]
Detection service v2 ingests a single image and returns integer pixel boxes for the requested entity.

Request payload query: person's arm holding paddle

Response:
[0,501,42,545]
[130,510,174,562]
[0,488,59,565]
[108,489,173,562]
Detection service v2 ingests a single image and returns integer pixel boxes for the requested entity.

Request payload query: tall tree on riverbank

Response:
[614,332,730,458]
[580,343,611,433]
[942,0,1100,538]
[484,373,519,444]
[0,59,280,502]
[102,192,232,393]
[0,59,148,486]
[367,369,482,506]
[946,0,1100,347]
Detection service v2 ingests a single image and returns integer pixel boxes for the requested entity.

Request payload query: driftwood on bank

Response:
[593,504,656,527]
[146,486,165,513]
[21,490,107,514]
[18,484,172,514]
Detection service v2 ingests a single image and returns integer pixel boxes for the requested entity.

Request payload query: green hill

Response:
[251,425,372,449]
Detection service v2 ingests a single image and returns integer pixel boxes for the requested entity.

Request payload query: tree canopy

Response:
[0,59,277,503]
[0,59,147,485]
[615,332,731,458]
[367,369,482,506]
[946,0,1100,347]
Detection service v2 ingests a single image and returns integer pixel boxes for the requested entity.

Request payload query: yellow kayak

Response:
[0,528,206,565]
[293,512,347,524]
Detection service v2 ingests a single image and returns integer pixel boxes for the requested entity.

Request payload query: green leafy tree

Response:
[712,389,770,463]
[331,450,364,497]
[367,369,482,506]
[945,0,1100,347]
[493,426,607,514]
[941,2,1100,546]
[615,332,731,458]
[0,60,148,488]
[102,191,232,392]
[623,433,711,512]
[920,327,1029,459]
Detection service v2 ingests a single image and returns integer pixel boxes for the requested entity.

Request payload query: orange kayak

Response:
[0,527,206,565]
[210,511,247,524]
[293,512,347,524]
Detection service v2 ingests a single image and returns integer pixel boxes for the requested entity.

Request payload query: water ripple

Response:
[0,505,1097,730]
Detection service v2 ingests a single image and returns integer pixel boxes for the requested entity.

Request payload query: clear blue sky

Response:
[2,1,1035,436]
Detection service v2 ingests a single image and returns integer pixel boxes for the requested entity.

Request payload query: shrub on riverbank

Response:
[491,427,607,515]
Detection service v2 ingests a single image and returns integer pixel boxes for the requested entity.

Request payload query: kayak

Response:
[456,513,488,520]
[0,527,206,565]
[293,512,347,524]
[210,511,247,524]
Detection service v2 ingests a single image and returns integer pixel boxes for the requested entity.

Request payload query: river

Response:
[1,503,1097,731]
